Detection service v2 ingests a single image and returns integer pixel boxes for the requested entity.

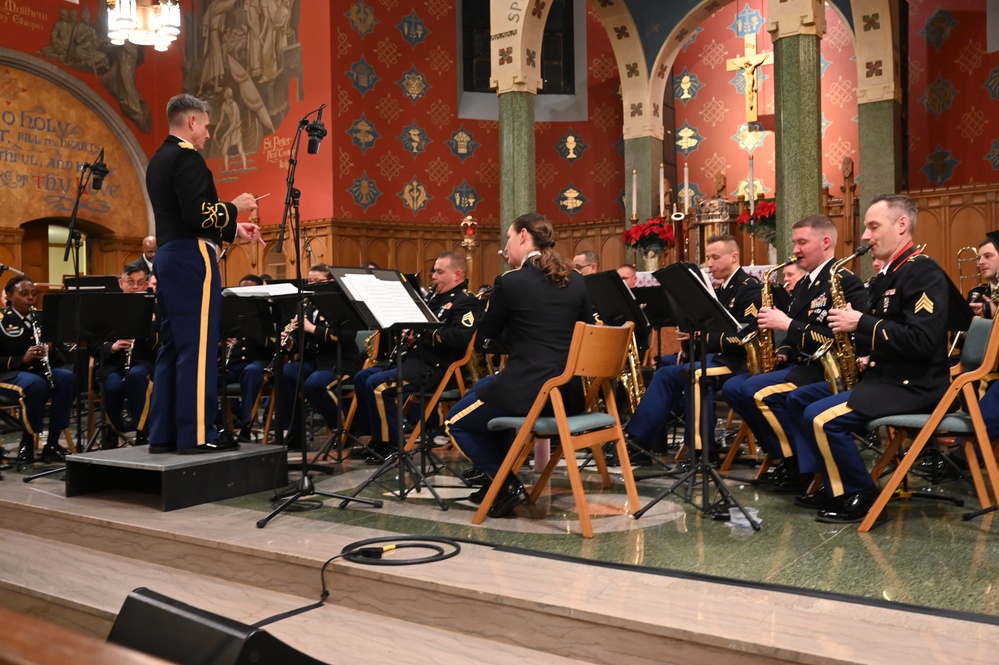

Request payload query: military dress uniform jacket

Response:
[0,307,55,383]
[849,246,950,419]
[300,301,362,377]
[146,135,238,246]
[399,280,481,387]
[702,267,762,373]
[477,261,597,415]
[777,259,868,385]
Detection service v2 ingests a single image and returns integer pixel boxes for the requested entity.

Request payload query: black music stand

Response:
[633,263,760,529]
[582,271,670,472]
[26,292,155,482]
[328,268,450,509]
[219,295,276,442]
[250,284,383,529]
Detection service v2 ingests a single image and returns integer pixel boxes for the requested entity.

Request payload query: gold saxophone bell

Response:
[812,245,870,394]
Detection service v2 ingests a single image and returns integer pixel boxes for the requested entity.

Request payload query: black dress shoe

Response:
[772,472,812,493]
[16,443,35,465]
[237,425,253,443]
[363,441,395,465]
[794,486,837,509]
[40,443,68,463]
[467,484,488,504]
[772,456,799,481]
[487,475,527,518]
[149,442,177,454]
[177,438,240,455]
[816,487,881,524]
[100,429,118,450]
[461,466,489,486]
[133,431,149,447]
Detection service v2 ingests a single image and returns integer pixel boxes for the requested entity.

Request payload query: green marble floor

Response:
[214,444,999,621]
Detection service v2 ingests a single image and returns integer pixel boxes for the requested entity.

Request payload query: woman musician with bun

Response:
[445,213,596,518]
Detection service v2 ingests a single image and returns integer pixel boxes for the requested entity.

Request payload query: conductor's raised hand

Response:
[232,192,258,213]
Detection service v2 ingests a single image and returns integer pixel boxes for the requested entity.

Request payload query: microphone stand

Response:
[257,107,380,528]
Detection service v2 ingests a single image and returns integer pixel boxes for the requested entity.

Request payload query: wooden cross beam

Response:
[725,34,773,123]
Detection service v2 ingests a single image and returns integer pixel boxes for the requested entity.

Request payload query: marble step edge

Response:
[0,527,603,665]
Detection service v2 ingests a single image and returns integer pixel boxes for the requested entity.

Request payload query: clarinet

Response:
[28,307,56,390]
[123,340,134,380]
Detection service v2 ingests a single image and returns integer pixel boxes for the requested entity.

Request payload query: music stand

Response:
[26,292,155,482]
[63,275,121,292]
[246,284,382,528]
[633,286,676,363]
[582,272,670,471]
[219,295,276,443]
[327,268,450,509]
[633,263,761,529]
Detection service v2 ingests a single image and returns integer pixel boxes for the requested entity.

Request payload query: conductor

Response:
[145,93,263,454]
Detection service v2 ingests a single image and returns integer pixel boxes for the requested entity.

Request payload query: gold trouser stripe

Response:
[136,378,153,430]
[196,241,213,445]
[753,382,797,457]
[444,398,484,461]
[0,381,32,434]
[813,401,852,496]
[373,378,409,442]
[692,365,731,450]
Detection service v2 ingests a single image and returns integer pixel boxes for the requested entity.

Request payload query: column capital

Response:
[766,0,826,40]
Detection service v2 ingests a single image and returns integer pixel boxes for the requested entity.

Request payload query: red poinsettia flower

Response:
[622,216,676,250]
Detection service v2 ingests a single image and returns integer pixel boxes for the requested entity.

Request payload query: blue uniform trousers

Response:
[445,375,518,477]
[721,367,803,460]
[150,239,221,449]
[0,368,74,436]
[352,365,420,444]
[982,380,999,443]
[103,363,152,432]
[225,360,265,426]
[792,386,874,497]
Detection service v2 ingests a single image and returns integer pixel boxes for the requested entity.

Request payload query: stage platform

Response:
[1,467,998,665]
[64,443,287,511]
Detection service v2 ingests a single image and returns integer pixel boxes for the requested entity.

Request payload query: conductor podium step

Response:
[65,443,287,511]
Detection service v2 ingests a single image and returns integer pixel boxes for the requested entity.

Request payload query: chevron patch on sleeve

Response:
[914,292,934,314]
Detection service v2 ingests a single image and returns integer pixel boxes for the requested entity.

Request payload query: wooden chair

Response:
[472,322,641,538]
[404,332,476,452]
[859,317,999,532]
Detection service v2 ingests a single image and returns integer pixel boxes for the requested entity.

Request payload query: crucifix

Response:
[725,34,773,123]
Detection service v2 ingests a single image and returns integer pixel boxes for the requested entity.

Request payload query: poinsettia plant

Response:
[736,200,777,245]
[622,216,676,252]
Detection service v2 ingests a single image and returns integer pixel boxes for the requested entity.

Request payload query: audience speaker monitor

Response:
[108,587,327,665]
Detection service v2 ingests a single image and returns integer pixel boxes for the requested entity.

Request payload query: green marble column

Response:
[499,91,536,243]
[772,34,823,258]
[624,136,664,262]
[858,100,904,211]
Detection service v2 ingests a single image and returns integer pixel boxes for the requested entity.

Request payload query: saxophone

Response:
[28,307,56,390]
[813,245,871,394]
[618,331,646,415]
[757,256,798,373]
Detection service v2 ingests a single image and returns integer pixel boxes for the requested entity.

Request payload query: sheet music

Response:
[338,273,429,328]
[222,283,300,297]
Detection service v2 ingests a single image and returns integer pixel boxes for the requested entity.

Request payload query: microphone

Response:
[90,148,109,190]
[306,105,327,154]
[0,264,24,276]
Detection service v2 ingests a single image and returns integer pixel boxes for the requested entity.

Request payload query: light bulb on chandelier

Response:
[106,0,181,52]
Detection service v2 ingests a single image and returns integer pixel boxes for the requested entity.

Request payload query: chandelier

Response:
[106,0,181,52]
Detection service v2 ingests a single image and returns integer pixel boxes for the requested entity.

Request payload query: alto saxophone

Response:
[757,256,798,374]
[28,307,56,390]
[813,245,871,394]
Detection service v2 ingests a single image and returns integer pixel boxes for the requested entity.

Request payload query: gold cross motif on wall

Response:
[725,34,773,122]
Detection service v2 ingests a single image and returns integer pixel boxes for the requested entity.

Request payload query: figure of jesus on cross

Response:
[726,34,773,123]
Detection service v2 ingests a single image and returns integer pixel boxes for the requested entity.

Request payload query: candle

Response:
[683,162,690,214]
[658,163,665,217]
[631,168,638,218]
[748,155,755,215]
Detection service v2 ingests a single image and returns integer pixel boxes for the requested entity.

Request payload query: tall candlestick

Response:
[658,163,665,217]
[631,168,638,218]
[683,162,690,214]
[748,155,755,215]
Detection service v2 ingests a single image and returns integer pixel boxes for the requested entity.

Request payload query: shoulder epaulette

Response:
[178,141,195,150]
[501,268,517,276]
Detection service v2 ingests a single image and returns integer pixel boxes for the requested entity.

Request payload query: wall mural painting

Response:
[37,3,152,133]
[183,0,303,179]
